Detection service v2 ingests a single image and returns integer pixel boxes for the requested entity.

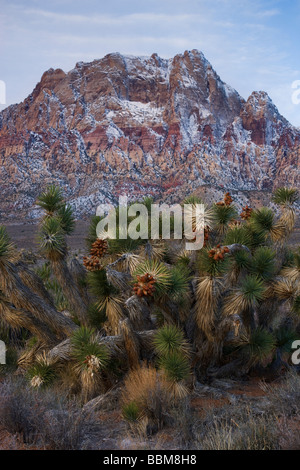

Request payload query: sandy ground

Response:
[0,376,299,450]
[5,220,89,253]
[4,222,300,253]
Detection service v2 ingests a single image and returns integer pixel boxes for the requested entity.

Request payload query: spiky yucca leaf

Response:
[250,207,274,232]
[71,326,110,373]
[212,204,238,234]
[182,194,203,205]
[121,364,175,423]
[46,278,69,311]
[70,326,110,400]
[86,268,124,332]
[134,259,171,296]
[275,327,298,354]
[56,204,75,235]
[86,215,101,250]
[250,246,276,281]
[119,252,142,274]
[108,237,143,256]
[279,209,296,235]
[87,269,119,298]
[97,296,125,334]
[167,265,190,302]
[240,275,266,305]
[232,249,252,271]
[183,200,214,235]
[175,249,192,268]
[223,275,266,320]
[158,351,190,383]
[153,325,189,357]
[237,328,276,365]
[281,249,300,282]
[225,249,252,286]
[27,352,57,388]
[144,240,166,261]
[195,276,223,339]
[272,188,298,235]
[250,207,285,242]
[272,187,299,206]
[271,278,298,302]
[39,217,67,260]
[35,262,51,282]
[245,224,267,249]
[122,401,141,422]
[197,247,230,277]
[0,226,16,268]
[87,303,107,329]
[36,184,64,215]
[224,225,253,247]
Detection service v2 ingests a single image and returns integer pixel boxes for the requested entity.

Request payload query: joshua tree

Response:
[37,186,89,324]
[1,185,299,408]
[0,226,77,340]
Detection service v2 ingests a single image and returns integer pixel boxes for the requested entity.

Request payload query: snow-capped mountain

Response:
[0,49,299,219]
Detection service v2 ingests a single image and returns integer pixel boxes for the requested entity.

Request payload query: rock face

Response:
[0,49,299,220]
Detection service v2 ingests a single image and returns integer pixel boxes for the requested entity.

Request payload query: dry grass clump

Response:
[262,371,300,417]
[0,377,101,449]
[40,404,101,450]
[0,378,45,444]
[121,365,176,434]
[193,403,280,450]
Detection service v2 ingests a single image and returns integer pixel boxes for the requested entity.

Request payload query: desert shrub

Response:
[0,377,52,443]
[121,365,174,434]
[0,377,101,449]
[264,371,300,417]
[194,404,280,450]
[40,404,101,450]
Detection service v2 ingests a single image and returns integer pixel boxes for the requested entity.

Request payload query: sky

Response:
[0,0,299,126]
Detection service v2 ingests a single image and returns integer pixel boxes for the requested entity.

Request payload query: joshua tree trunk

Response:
[0,301,59,344]
[70,258,90,305]
[125,295,153,330]
[49,329,156,361]
[50,259,89,325]
[120,318,140,369]
[0,265,77,338]
[16,261,55,307]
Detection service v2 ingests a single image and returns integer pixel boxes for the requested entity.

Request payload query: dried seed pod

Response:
[90,239,108,258]
[208,245,229,263]
[83,255,102,271]
[224,192,233,206]
[240,205,253,220]
[133,273,156,298]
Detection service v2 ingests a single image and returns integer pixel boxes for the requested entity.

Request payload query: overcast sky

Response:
[0,0,299,126]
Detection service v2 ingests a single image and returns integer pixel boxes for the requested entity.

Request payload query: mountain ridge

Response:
[0,49,299,220]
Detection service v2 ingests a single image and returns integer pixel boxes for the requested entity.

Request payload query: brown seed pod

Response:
[90,239,108,258]
[209,245,229,263]
[224,192,233,206]
[240,205,253,220]
[133,273,156,298]
[83,255,102,271]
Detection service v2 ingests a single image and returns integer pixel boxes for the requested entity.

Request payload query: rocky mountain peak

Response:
[0,50,299,220]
